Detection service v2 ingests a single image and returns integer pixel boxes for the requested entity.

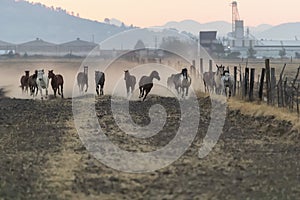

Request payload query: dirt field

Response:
[0,58,300,199]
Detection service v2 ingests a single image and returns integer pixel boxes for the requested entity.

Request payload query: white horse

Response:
[36,69,49,99]
[215,65,234,97]
[172,68,192,98]
[221,71,234,97]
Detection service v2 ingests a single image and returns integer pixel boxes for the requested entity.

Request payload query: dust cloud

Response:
[0,57,205,100]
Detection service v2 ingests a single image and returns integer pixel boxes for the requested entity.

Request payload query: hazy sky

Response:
[27,0,299,27]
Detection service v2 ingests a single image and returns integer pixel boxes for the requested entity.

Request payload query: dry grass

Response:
[214,58,300,132]
[228,97,300,132]
[196,90,300,132]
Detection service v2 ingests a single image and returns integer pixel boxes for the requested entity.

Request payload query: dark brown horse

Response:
[20,70,30,93]
[139,70,160,101]
[28,70,38,96]
[48,70,64,98]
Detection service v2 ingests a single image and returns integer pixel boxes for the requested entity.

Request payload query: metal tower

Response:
[231,1,240,34]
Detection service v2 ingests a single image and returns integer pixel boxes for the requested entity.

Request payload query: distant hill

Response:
[159,20,300,41]
[160,20,232,38]
[2,0,300,45]
[254,22,300,40]
[0,0,133,43]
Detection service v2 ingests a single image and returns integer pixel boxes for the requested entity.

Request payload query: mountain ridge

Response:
[1,0,300,43]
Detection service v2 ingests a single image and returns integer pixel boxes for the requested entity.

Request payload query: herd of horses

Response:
[20,69,64,99]
[203,64,234,97]
[20,64,234,100]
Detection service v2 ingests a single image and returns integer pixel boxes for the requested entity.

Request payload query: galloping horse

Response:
[28,70,38,96]
[95,71,105,96]
[167,74,175,88]
[20,70,30,93]
[214,64,225,94]
[215,65,234,97]
[138,70,160,101]
[77,66,88,93]
[48,70,64,98]
[221,68,234,97]
[203,71,215,93]
[124,70,136,96]
[172,68,192,97]
[36,69,49,99]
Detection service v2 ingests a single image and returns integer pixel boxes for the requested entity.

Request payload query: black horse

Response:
[124,70,136,96]
[138,70,160,101]
[95,71,105,96]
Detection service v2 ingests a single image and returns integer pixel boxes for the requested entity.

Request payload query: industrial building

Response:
[224,1,300,59]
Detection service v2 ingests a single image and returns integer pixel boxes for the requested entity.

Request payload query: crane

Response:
[231,1,240,34]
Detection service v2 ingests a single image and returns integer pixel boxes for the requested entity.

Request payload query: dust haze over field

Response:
[0,56,204,100]
[0,59,81,99]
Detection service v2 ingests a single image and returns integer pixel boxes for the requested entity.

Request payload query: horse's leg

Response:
[61,84,64,98]
[126,85,130,96]
[186,86,189,96]
[100,85,104,95]
[40,88,43,100]
[143,88,150,101]
[78,84,81,93]
[35,86,38,96]
[53,87,57,98]
[58,84,61,95]
[96,84,99,96]
[175,86,180,94]
[85,82,88,93]
[204,81,207,93]
[139,86,143,98]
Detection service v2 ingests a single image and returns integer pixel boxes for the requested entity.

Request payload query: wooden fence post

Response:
[233,66,237,96]
[191,60,196,76]
[265,59,271,105]
[277,64,286,107]
[271,68,276,105]
[284,77,288,107]
[244,67,249,98]
[259,68,265,101]
[200,58,203,75]
[249,68,255,101]
[209,60,213,72]
[239,65,243,97]
[297,83,299,118]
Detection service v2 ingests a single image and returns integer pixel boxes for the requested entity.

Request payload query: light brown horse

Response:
[48,70,64,98]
